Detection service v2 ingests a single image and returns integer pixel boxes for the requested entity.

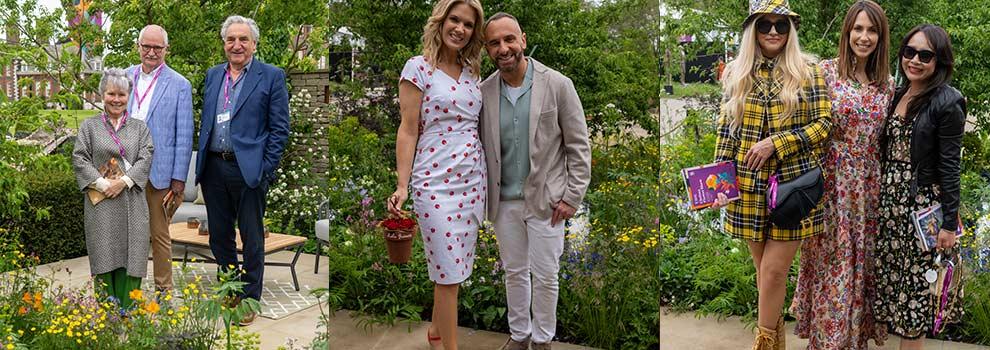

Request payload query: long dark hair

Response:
[891,24,954,117]
[837,0,890,86]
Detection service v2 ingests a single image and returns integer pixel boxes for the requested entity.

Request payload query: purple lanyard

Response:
[132,64,165,111]
[932,262,954,333]
[101,112,128,159]
[222,66,241,112]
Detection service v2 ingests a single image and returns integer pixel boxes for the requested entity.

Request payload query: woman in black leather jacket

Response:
[873,24,966,349]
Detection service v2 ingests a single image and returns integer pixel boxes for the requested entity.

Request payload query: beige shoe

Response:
[752,326,777,350]
[776,315,786,350]
[238,311,257,326]
[532,341,552,350]
[500,336,530,350]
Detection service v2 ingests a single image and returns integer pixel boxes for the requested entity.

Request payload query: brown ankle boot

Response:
[776,315,785,350]
[752,326,777,350]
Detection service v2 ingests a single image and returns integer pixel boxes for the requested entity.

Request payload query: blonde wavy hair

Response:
[422,0,484,79]
[721,15,816,128]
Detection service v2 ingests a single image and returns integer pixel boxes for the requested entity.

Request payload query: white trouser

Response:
[494,200,565,344]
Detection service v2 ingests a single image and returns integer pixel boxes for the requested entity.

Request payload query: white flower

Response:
[343,240,352,247]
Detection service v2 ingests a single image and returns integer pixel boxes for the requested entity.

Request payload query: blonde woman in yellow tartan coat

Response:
[710,1,832,349]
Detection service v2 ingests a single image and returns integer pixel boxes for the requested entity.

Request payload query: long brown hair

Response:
[837,0,890,86]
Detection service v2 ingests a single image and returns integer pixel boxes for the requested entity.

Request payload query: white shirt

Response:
[131,65,162,122]
[505,84,526,106]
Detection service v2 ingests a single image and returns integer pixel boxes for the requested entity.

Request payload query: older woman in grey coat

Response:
[72,68,154,310]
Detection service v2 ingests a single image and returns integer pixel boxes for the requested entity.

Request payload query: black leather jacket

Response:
[881,84,967,231]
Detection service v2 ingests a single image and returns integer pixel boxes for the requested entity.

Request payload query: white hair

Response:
[99,68,132,94]
[138,25,169,45]
[220,15,260,42]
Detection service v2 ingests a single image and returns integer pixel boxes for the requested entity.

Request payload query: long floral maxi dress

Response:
[872,112,963,338]
[790,59,892,349]
[401,55,486,284]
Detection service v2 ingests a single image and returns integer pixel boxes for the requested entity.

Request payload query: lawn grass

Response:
[42,109,93,130]
[662,83,721,99]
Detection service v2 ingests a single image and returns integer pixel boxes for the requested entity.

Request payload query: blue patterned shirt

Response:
[208,58,253,153]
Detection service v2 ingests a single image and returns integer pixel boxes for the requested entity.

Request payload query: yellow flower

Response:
[129,289,144,302]
[143,301,160,314]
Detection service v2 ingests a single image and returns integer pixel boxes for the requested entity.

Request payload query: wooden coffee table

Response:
[169,223,308,291]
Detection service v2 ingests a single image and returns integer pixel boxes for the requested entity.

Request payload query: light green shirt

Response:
[499,58,534,200]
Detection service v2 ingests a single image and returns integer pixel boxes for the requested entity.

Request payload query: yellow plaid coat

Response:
[714,58,832,241]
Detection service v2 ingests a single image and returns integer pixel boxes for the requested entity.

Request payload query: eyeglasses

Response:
[756,19,791,35]
[902,46,935,64]
[139,44,167,54]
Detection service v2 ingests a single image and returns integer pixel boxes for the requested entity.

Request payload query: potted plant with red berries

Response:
[380,212,418,264]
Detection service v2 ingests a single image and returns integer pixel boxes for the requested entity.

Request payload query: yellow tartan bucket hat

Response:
[743,0,801,31]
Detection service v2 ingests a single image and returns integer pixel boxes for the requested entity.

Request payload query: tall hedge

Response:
[5,155,87,265]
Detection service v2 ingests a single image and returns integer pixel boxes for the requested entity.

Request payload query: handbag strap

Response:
[768,174,779,210]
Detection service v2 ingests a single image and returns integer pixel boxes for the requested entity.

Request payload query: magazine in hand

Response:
[87,157,125,205]
[681,161,740,210]
[162,190,181,222]
[912,204,964,251]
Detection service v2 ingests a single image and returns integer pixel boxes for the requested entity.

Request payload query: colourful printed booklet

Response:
[681,161,740,210]
[912,204,964,251]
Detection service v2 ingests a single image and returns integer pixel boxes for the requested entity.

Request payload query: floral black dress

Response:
[873,113,963,338]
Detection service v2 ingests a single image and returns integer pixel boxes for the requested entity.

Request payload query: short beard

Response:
[497,51,525,72]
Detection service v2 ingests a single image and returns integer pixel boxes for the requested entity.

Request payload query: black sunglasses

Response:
[756,19,791,35]
[902,46,936,64]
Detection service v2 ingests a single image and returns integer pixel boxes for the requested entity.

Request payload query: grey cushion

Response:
[171,202,208,224]
[183,151,199,202]
[315,219,330,242]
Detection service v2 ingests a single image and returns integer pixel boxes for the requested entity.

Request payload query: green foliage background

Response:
[329,0,661,137]
[660,0,990,127]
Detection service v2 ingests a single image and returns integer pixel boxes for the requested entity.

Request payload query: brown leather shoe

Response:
[238,311,257,326]
[500,336,530,350]
[532,341,552,350]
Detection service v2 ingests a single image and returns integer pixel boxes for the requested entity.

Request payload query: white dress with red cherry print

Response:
[401,55,486,284]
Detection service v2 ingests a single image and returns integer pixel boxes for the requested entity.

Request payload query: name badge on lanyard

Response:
[219,68,237,124]
[217,111,231,124]
[102,112,133,171]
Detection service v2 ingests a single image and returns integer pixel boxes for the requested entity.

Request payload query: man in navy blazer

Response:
[195,15,290,325]
[126,24,194,294]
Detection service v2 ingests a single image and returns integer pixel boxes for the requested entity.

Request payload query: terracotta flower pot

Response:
[380,214,418,264]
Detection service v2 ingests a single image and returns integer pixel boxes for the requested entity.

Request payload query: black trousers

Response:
[201,153,268,301]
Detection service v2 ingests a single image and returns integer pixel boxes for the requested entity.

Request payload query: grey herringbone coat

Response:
[72,115,154,278]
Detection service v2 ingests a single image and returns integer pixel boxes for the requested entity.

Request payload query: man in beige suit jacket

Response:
[480,13,591,350]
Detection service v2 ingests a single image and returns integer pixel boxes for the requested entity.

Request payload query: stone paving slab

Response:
[330,310,598,350]
[661,308,989,350]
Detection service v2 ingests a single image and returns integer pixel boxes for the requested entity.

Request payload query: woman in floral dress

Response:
[386,1,485,349]
[790,2,893,349]
[873,24,966,350]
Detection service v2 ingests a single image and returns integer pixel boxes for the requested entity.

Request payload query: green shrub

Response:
[959,272,990,344]
[4,154,85,265]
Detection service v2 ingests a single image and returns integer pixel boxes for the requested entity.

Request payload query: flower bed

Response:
[322,137,660,349]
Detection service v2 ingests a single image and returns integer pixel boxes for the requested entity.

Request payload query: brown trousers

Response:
[145,182,173,290]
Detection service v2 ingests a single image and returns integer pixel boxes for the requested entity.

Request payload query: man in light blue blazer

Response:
[195,15,290,326]
[126,24,194,294]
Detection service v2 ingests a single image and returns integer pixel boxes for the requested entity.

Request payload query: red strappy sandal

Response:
[427,328,442,348]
